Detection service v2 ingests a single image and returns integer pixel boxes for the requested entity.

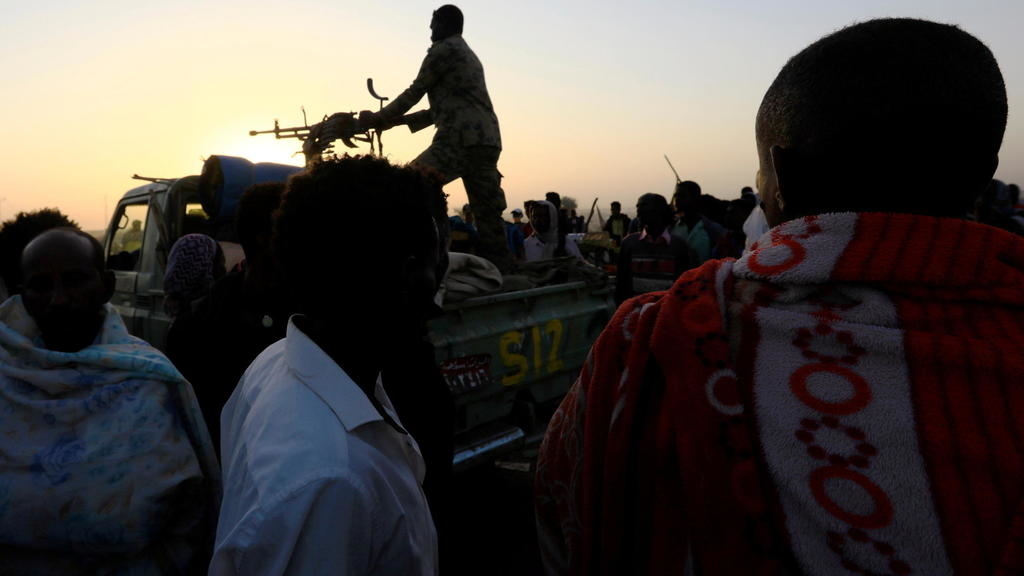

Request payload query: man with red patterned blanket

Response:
[536,18,1024,576]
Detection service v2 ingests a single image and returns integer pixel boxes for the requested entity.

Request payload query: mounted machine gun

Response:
[249,79,430,166]
[248,108,367,167]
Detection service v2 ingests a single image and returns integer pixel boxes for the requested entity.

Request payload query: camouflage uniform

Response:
[380,34,513,273]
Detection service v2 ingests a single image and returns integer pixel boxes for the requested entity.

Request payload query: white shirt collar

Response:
[284,317,384,432]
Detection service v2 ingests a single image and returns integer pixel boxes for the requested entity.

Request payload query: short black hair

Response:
[636,193,673,228]
[756,18,1006,217]
[236,182,285,259]
[0,208,81,295]
[611,201,621,209]
[434,5,464,33]
[674,180,701,198]
[274,155,448,313]
[637,193,669,209]
[545,191,562,209]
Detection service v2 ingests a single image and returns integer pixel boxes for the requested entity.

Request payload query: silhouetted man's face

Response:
[637,198,668,236]
[430,13,440,41]
[430,12,457,42]
[530,205,552,234]
[611,203,621,215]
[21,230,113,352]
[399,213,447,325]
[674,188,700,215]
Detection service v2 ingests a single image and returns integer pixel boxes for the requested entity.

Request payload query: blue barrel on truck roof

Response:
[199,155,302,225]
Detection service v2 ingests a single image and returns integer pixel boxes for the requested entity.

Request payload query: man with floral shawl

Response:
[0,228,219,574]
[536,18,1024,576]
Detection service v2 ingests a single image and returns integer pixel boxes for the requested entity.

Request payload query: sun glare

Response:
[219,135,305,168]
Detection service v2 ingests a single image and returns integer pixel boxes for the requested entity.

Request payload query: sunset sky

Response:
[3,0,1023,231]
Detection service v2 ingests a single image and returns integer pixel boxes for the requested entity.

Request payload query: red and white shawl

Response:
[536,212,1024,576]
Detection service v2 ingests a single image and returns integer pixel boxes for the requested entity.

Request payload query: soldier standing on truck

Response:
[341,4,513,273]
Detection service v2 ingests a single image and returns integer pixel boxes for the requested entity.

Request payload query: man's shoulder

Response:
[435,34,470,50]
[225,337,394,473]
[428,34,480,67]
[222,342,358,492]
[428,35,467,55]
[222,386,418,526]
[236,338,289,389]
[227,340,321,442]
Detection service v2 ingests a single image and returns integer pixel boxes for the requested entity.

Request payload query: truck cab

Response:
[105,176,205,351]
[104,157,298,350]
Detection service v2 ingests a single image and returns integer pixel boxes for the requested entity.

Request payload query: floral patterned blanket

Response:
[0,297,219,574]
[537,212,1024,576]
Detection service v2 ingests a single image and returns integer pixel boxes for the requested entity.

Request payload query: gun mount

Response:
[248,106,371,166]
[249,79,404,166]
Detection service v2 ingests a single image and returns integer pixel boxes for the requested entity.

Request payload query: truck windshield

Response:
[181,203,211,237]
[108,202,149,271]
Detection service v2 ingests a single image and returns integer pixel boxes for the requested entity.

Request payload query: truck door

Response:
[106,199,161,344]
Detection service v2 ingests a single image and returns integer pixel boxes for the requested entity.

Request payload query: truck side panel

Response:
[428,281,614,438]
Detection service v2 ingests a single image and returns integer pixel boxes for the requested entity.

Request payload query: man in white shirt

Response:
[524,200,584,262]
[211,155,449,575]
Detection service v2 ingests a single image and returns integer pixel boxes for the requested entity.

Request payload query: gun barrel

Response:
[249,126,312,139]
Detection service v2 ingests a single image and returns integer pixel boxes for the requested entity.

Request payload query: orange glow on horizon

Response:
[2,2,1022,231]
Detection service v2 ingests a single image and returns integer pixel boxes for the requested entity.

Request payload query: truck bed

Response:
[428,279,614,468]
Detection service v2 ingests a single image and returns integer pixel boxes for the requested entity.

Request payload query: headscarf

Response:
[529,200,560,259]
[164,234,221,316]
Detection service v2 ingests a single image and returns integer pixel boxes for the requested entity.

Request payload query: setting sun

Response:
[2,1,1022,230]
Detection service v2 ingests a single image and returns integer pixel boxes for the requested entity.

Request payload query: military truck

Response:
[104,155,614,469]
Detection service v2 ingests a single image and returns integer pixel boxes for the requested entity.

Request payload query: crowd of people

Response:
[0,9,1023,576]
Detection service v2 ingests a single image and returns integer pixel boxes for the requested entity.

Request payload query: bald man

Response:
[0,228,219,573]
